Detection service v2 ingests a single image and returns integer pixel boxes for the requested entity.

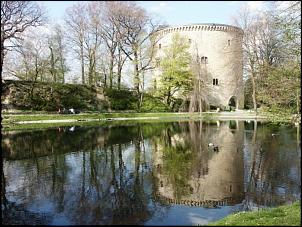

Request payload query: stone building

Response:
[153,23,244,110]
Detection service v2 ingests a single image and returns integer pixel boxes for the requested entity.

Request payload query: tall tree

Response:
[157,33,193,108]
[52,24,68,83]
[65,2,87,84]
[232,6,260,112]
[1,1,45,78]
[100,1,118,89]
[85,1,103,86]
[114,2,159,94]
[47,25,68,83]
[232,2,301,114]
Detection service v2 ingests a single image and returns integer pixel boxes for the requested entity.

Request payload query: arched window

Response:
[201,56,208,64]
[213,78,218,85]
[159,43,161,49]
[228,40,231,46]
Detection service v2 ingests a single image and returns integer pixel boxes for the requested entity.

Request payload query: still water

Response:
[2,120,301,225]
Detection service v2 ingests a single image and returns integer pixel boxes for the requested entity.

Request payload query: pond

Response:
[2,120,301,225]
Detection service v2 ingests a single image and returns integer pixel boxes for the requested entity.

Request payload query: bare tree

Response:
[189,44,209,113]
[1,1,45,78]
[65,2,87,84]
[114,2,159,91]
[13,30,50,97]
[47,24,68,84]
[85,1,103,86]
[112,1,160,109]
[116,40,128,90]
[232,6,259,112]
[100,1,119,89]
[51,24,68,83]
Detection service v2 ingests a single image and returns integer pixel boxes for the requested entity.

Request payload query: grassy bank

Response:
[2,112,220,131]
[2,112,209,123]
[207,201,301,226]
[2,110,284,132]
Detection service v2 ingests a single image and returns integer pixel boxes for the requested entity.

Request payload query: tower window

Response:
[201,56,208,64]
[228,40,231,46]
[159,43,161,49]
[155,58,160,67]
[213,78,218,85]
[188,39,191,43]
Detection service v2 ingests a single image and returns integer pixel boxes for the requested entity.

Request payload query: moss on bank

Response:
[207,201,301,226]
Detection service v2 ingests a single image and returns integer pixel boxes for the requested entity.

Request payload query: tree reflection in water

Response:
[2,121,300,225]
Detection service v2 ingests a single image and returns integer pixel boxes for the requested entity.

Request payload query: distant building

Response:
[153,23,244,110]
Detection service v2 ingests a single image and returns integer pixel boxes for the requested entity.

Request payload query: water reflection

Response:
[2,121,300,225]
[152,121,244,207]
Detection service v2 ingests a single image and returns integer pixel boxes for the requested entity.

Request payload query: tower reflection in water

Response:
[152,120,245,207]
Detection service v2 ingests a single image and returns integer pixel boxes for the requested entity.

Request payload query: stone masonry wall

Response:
[153,23,244,109]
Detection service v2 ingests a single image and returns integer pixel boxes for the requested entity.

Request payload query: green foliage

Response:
[257,65,300,114]
[140,94,171,112]
[244,78,254,109]
[162,140,194,200]
[104,88,137,111]
[207,201,301,226]
[2,80,106,111]
[156,33,194,107]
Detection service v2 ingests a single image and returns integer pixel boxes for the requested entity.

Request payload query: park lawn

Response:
[207,201,301,226]
[1,112,219,131]
[1,112,215,124]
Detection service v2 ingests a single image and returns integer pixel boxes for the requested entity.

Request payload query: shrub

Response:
[104,88,137,110]
[140,95,170,112]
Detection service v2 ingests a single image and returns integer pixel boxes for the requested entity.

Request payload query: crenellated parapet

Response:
[155,23,244,37]
[154,193,237,207]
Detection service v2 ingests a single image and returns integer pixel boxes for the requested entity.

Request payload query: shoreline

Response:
[2,111,294,131]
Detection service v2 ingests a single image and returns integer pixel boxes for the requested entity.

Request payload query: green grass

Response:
[1,112,213,124]
[207,201,301,226]
[1,114,218,131]
[2,111,274,131]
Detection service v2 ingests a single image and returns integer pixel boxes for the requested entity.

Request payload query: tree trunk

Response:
[59,49,65,84]
[1,40,4,79]
[297,89,300,114]
[80,43,85,84]
[133,50,140,94]
[88,51,95,85]
[104,73,107,88]
[109,51,114,89]
[166,89,171,107]
[49,46,56,82]
[251,70,257,112]
[117,65,122,90]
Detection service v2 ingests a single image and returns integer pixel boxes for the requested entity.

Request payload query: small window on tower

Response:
[201,56,208,64]
[155,58,160,67]
[213,78,218,85]
[188,39,191,43]
[159,43,161,49]
[228,40,231,46]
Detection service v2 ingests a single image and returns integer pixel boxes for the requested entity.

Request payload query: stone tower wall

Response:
[153,24,244,109]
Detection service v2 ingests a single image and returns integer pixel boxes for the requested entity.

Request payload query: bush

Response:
[140,95,171,112]
[104,88,137,110]
[2,80,106,111]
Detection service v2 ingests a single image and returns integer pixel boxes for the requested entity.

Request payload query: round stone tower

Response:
[153,23,244,110]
